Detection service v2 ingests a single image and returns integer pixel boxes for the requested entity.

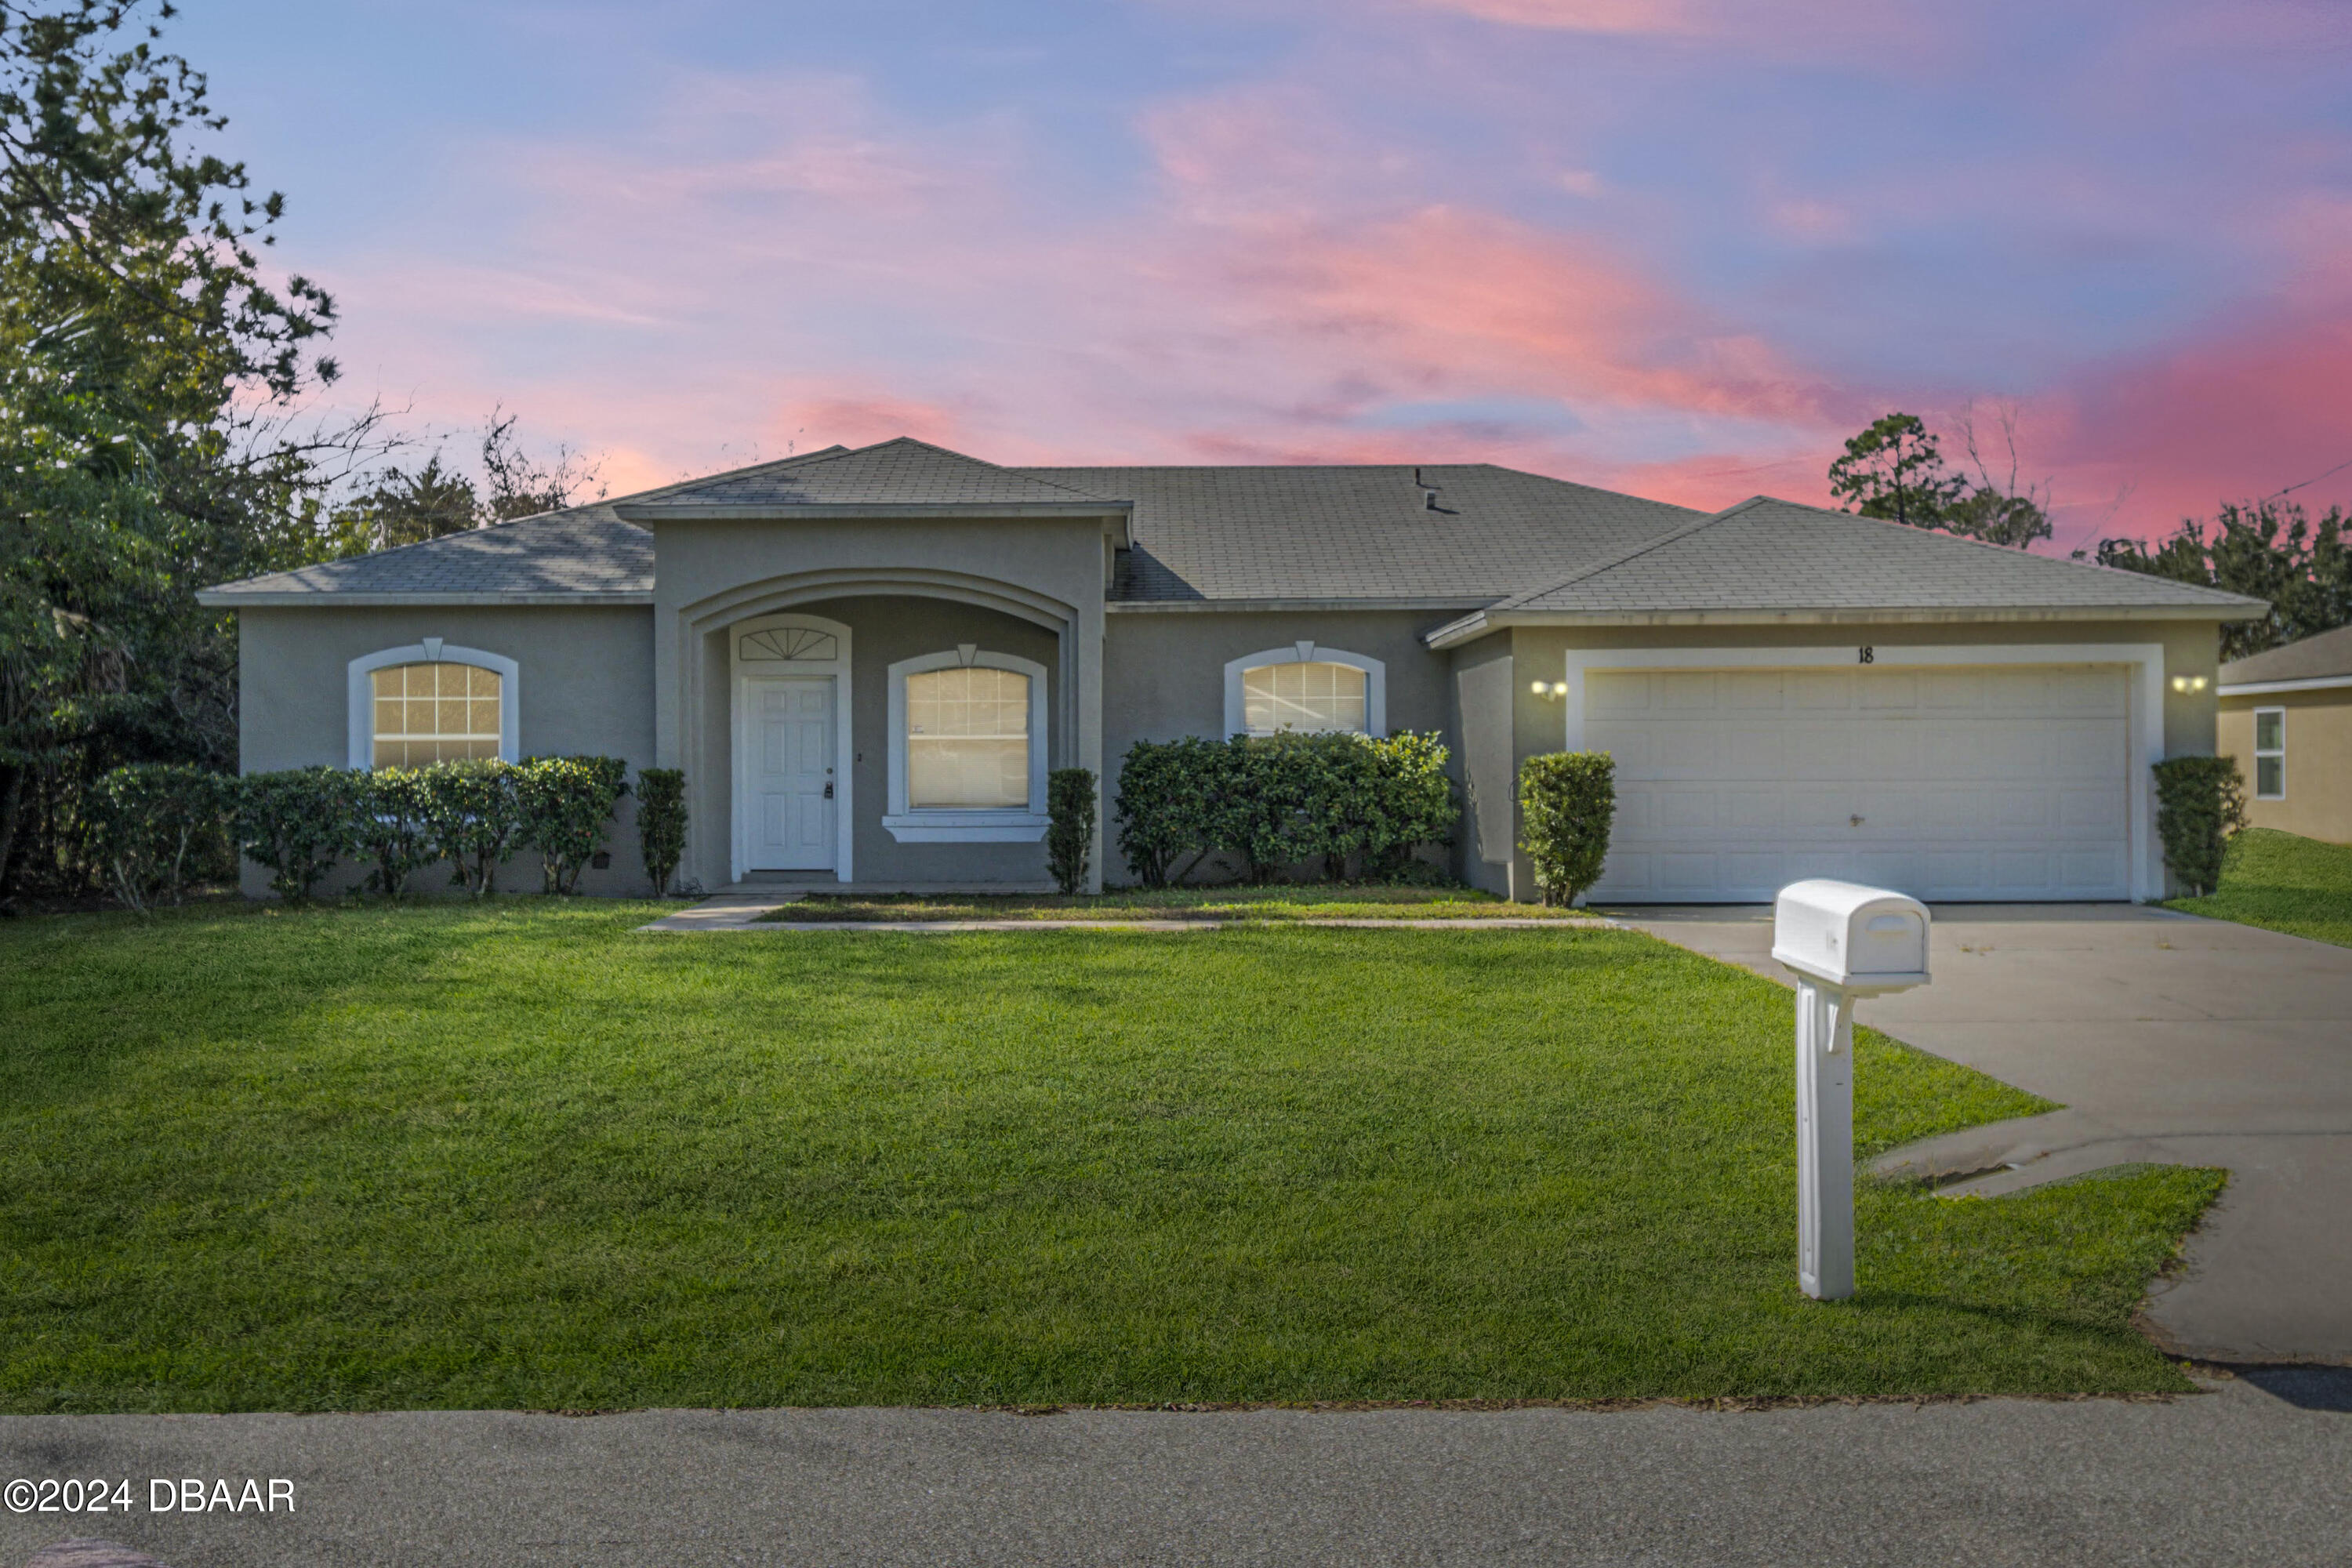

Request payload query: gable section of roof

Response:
[1497,495,2270,616]
[195,446,871,602]
[2220,621,2352,685]
[622,437,1126,514]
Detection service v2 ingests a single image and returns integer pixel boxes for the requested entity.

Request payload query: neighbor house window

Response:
[1223,644,1387,738]
[884,648,1051,841]
[1243,661,1368,735]
[370,662,503,767]
[906,666,1030,808]
[2254,707,2285,799]
[346,643,519,770]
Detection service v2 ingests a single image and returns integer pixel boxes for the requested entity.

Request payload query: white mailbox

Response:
[1771,879,1933,1304]
[1770,880,1930,995]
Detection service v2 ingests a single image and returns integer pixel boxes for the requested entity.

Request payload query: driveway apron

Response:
[1613,904,2352,1364]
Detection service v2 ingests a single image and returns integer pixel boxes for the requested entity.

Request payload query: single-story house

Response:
[198,437,2263,901]
[2219,622,2352,844]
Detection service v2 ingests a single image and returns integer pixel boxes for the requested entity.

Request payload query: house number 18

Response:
[1857,645,1875,664]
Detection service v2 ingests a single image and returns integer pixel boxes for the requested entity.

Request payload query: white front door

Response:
[1585,663,2132,902]
[748,677,837,871]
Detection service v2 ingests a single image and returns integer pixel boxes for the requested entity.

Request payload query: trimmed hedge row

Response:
[88,757,668,906]
[1114,731,1458,887]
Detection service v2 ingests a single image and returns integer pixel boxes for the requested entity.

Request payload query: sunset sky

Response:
[178,0,2352,551]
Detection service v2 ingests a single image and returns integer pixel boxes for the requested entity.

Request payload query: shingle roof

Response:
[197,439,2266,621]
[2220,622,2352,684]
[1492,496,2265,616]
[196,447,855,602]
[626,437,1122,512]
[1031,463,1699,603]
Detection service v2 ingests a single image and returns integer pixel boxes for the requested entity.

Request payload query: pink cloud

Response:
[299,45,2347,557]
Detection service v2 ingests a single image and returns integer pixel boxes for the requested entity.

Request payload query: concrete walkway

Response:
[637,889,1607,934]
[1613,903,2352,1364]
[5,1375,2349,1567]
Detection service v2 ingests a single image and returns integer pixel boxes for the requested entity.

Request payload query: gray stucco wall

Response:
[232,604,656,897]
[706,595,1061,888]
[1102,608,1468,885]
[651,514,1115,891]
[1449,637,1517,895]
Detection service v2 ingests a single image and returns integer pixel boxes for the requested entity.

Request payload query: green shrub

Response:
[419,760,525,897]
[1114,731,1461,886]
[235,768,358,902]
[1519,751,1616,907]
[1365,731,1459,878]
[2153,754,2248,898]
[517,755,630,895]
[353,768,437,898]
[1115,738,1218,887]
[1046,768,1097,894]
[636,767,688,896]
[83,764,228,913]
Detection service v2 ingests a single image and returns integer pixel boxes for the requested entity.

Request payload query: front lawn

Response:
[2166,827,2352,948]
[0,903,2216,1412]
[758,884,1588,922]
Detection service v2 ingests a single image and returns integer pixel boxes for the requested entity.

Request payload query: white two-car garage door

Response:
[1584,662,2132,903]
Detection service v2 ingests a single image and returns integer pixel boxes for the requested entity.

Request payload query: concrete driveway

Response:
[1613,903,2352,1364]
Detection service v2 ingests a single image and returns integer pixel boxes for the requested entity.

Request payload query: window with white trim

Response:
[884,647,1051,841]
[347,643,519,769]
[907,666,1030,808]
[370,662,503,767]
[1244,661,1367,735]
[1222,644,1387,738]
[2254,707,2285,799]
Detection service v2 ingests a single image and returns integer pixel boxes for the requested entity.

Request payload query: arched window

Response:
[884,646,1051,841]
[347,643,519,768]
[1224,644,1386,737]
[907,665,1031,808]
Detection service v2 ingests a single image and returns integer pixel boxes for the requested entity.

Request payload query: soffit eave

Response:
[2217,673,2352,698]
[1421,602,2264,649]
[1106,597,1496,615]
[194,590,655,608]
[613,502,1132,524]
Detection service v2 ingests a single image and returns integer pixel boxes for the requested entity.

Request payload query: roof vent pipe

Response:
[1415,467,1454,515]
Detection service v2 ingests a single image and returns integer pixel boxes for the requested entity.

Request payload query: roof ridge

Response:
[487,444,857,530]
[1482,495,1765,613]
[1759,495,2268,608]
[858,437,1123,503]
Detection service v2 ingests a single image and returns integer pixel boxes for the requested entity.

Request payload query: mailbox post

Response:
[1769,880,1932,1301]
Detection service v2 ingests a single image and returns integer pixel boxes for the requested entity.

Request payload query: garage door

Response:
[1585,663,2131,902]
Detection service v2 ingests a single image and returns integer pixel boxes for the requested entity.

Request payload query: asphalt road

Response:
[5,1373,2350,1567]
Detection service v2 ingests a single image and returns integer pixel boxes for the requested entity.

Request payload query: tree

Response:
[0,0,366,898]
[1827,413,1965,528]
[479,406,598,522]
[323,455,480,554]
[2089,500,2352,661]
[1827,407,2053,549]
[320,409,603,557]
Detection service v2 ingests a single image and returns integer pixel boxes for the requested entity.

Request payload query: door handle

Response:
[823,782,834,800]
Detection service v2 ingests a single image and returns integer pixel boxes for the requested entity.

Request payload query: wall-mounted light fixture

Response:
[1529,679,1570,699]
[2169,674,2209,693]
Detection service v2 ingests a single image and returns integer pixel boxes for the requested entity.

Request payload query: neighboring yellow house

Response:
[2219,623,2352,844]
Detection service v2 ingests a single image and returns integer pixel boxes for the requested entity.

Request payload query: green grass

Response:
[757,884,1589,922]
[0,902,2217,1412]
[2166,827,2352,947]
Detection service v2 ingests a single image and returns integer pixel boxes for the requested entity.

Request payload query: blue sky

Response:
[170,0,2352,547]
